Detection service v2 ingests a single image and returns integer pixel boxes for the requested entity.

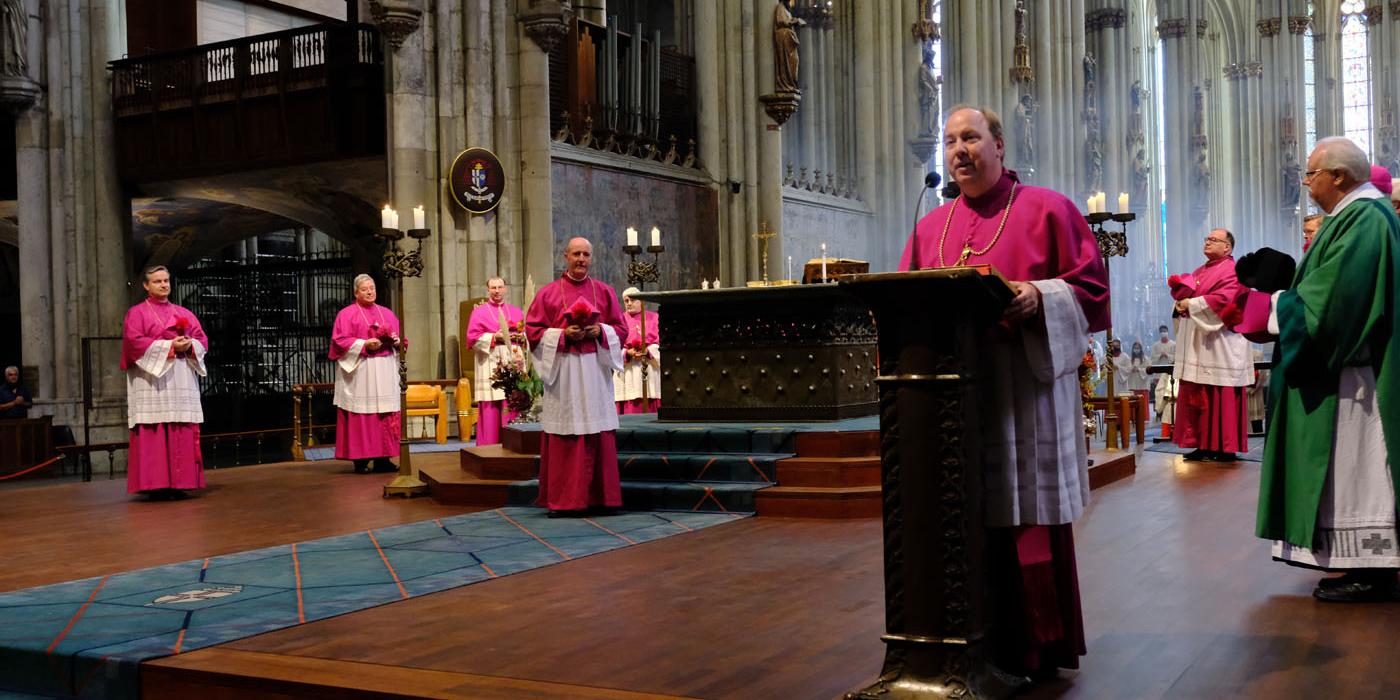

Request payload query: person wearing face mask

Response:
[899,105,1109,682]
[466,276,525,445]
[330,274,405,474]
[525,237,627,517]
[122,266,209,499]
[1169,229,1252,462]
[1114,341,1150,397]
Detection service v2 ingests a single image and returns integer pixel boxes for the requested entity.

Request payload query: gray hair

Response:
[3,366,16,374]
[352,273,375,292]
[1313,137,1370,182]
[141,265,168,282]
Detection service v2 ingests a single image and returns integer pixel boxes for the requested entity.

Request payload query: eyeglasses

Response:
[1204,237,1229,244]
[1302,168,1330,182]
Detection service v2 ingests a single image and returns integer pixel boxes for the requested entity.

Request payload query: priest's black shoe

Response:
[352,460,370,474]
[371,458,398,473]
[547,509,586,519]
[1317,572,1370,590]
[1182,449,1207,461]
[1312,579,1400,602]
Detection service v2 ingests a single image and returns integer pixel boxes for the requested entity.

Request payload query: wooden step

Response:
[754,485,881,519]
[772,455,880,488]
[1087,448,1136,490]
[460,444,538,480]
[792,430,880,458]
[420,462,514,507]
[502,427,542,455]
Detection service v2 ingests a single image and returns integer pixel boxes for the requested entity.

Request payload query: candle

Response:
[1096,191,1107,214]
[787,255,793,281]
[650,226,661,247]
[1086,197,1095,214]
[821,243,828,282]
[381,205,396,229]
[626,227,638,247]
[413,205,425,230]
[712,277,720,288]
[1118,192,1129,214]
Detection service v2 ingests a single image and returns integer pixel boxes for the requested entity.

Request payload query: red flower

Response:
[568,299,596,324]
[1167,274,1181,288]
[173,316,190,332]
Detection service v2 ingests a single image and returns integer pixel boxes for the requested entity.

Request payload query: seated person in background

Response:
[0,366,33,418]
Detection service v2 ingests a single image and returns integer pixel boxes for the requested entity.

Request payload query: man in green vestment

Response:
[1255,136,1400,602]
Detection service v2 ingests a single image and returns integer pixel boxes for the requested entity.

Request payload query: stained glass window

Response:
[1340,1,1371,157]
[1302,5,1316,156]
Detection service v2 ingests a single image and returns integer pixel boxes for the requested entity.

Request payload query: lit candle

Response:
[1086,197,1095,214]
[413,205,425,230]
[626,227,638,247]
[821,243,828,282]
[1118,192,1129,214]
[1096,191,1107,213]
[787,255,793,281]
[650,226,661,247]
[381,205,395,229]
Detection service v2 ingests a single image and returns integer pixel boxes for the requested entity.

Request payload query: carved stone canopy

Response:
[1257,17,1282,37]
[370,0,424,50]
[518,0,575,54]
[760,91,802,126]
[1158,18,1189,38]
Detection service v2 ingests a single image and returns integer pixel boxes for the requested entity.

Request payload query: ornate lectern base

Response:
[845,644,1029,700]
[383,474,428,498]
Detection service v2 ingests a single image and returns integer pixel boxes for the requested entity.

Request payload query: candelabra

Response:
[1086,210,1135,449]
[624,240,665,410]
[378,222,431,498]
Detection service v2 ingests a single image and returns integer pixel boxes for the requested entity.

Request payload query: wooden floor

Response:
[7,447,1400,699]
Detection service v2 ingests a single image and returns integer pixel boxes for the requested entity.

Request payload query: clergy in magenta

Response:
[1168,229,1251,461]
[329,274,404,474]
[525,237,626,516]
[466,276,525,445]
[122,265,208,498]
[614,286,661,415]
[899,106,1109,680]
[1258,137,1400,602]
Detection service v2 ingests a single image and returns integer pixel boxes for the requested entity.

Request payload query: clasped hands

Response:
[564,324,601,342]
[364,333,402,352]
[171,336,194,354]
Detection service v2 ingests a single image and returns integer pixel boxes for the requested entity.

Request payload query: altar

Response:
[633,284,878,421]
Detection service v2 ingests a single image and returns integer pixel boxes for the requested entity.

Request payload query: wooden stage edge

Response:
[1086,446,1136,491]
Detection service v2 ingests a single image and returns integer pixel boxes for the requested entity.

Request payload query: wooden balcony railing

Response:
[109,23,385,183]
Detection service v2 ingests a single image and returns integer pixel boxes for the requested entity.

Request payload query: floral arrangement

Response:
[491,355,543,415]
[1079,348,1098,438]
[626,337,646,359]
[172,315,190,333]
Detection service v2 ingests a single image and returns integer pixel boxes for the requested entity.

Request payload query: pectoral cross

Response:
[956,245,974,266]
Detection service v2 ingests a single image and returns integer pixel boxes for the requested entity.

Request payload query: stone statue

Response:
[1127,80,1148,147]
[1281,149,1302,209]
[1084,104,1103,192]
[773,0,806,94]
[1,0,26,78]
[1193,150,1212,209]
[1014,93,1037,166]
[1131,148,1151,199]
[917,42,939,136]
[1083,53,1097,95]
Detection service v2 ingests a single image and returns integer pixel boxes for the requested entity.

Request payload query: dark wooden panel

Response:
[125,0,197,57]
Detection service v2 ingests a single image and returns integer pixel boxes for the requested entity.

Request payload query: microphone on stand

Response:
[911,171,942,232]
[941,178,961,201]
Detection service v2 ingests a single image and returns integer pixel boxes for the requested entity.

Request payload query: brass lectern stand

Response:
[841,267,1016,700]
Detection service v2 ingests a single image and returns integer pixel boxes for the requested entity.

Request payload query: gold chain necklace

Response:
[937,181,1018,267]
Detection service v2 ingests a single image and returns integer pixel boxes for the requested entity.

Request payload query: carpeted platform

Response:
[0,507,743,700]
[1144,434,1265,462]
[302,439,471,461]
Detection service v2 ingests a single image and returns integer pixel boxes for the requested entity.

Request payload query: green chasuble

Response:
[1256,197,1400,548]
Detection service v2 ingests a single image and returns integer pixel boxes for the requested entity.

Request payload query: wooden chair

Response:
[405,384,448,444]
[1085,395,1132,450]
[456,378,477,442]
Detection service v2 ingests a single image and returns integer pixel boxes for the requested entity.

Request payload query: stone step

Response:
[617,452,789,484]
[508,479,772,514]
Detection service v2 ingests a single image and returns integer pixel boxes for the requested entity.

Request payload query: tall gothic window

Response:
[1340,0,1372,157]
[1302,8,1317,155]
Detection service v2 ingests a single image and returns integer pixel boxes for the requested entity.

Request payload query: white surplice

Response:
[534,326,624,435]
[127,338,207,428]
[979,279,1091,527]
[333,339,401,414]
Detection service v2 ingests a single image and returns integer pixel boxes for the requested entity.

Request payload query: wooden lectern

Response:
[840,267,1017,700]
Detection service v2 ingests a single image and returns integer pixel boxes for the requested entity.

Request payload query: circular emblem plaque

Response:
[449,147,506,215]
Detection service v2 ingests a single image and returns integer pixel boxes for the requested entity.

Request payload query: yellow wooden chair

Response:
[405,384,448,444]
[457,379,478,442]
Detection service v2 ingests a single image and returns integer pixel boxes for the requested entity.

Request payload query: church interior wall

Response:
[550,155,720,289]
[780,195,877,270]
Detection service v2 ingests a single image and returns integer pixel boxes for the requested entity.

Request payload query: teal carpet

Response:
[0,507,744,699]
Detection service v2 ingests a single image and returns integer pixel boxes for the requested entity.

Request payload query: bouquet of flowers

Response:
[567,298,599,326]
[491,350,543,416]
[172,315,190,334]
[626,336,645,360]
